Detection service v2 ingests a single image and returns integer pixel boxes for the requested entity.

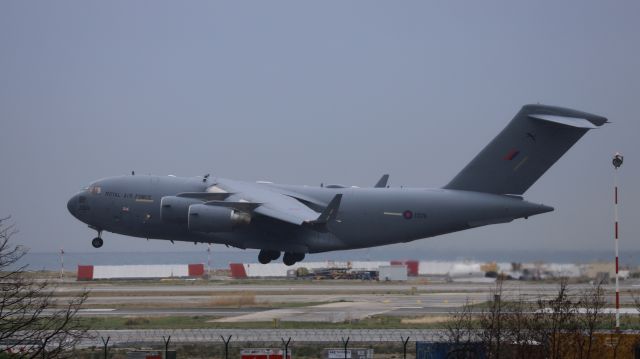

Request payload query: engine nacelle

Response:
[160,196,201,223]
[188,204,251,233]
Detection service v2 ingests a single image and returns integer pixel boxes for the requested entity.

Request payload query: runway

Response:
[56,279,640,323]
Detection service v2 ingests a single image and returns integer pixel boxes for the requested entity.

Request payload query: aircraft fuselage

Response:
[67,174,552,254]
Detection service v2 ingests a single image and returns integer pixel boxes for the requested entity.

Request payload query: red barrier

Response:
[77,265,94,280]
[229,263,248,278]
[188,264,205,277]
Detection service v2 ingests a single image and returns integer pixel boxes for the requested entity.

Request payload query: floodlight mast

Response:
[612,152,623,330]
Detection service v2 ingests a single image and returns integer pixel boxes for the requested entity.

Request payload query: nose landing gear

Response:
[91,229,103,248]
[91,237,103,248]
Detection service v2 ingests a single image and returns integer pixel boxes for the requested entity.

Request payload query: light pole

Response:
[612,152,623,330]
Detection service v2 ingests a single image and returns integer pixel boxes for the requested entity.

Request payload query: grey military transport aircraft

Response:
[67,104,607,265]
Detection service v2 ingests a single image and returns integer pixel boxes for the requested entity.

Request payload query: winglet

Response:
[374,174,389,188]
[307,194,342,229]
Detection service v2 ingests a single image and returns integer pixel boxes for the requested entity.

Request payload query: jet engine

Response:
[188,204,251,233]
[160,196,201,223]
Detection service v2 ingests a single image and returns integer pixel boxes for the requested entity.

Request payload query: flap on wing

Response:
[204,201,261,212]
[253,192,322,225]
[528,114,599,129]
[177,192,232,201]
[254,206,313,225]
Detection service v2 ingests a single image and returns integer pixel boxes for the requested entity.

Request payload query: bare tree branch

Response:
[0,217,90,358]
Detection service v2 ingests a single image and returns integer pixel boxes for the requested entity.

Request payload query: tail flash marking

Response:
[513,156,529,172]
[503,149,520,161]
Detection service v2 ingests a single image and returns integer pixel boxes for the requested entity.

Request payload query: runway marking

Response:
[80,309,116,312]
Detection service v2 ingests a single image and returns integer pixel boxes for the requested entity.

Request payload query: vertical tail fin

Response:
[444,104,607,195]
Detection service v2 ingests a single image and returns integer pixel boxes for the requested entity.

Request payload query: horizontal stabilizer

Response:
[528,114,600,129]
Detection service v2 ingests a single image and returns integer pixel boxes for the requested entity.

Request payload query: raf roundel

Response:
[403,210,413,220]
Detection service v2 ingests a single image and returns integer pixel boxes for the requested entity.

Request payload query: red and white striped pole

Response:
[612,152,624,330]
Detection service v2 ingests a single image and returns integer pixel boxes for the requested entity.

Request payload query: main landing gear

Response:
[283,252,304,266]
[258,250,280,264]
[258,250,305,265]
[91,230,103,248]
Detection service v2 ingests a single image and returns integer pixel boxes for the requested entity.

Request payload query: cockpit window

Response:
[88,186,101,195]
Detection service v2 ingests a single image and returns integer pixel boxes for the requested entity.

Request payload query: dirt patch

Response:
[401,315,449,324]
[209,293,257,307]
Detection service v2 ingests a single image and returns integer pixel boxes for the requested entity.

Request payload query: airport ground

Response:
[35,275,640,358]
[46,275,640,328]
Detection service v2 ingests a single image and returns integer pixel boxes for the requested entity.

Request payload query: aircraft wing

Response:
[254,195,320,225]
[254,192,342,227]
[216,179,323,226]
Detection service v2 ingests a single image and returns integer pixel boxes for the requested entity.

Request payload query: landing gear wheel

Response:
[259,250,280,264]
[283,252,305,266]
[283,253,295,266]
[91,237,103,248]
[258,250,271,264]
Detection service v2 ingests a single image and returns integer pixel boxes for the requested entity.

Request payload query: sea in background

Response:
[17,248,640,271]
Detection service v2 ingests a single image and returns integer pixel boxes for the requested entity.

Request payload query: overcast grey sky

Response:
[1,1,638,255]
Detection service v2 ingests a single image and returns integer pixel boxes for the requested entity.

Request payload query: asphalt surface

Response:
[56,280,640,322]
[59,281,608,293]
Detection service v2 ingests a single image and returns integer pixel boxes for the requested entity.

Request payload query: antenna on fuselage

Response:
[203,174,210,183]
[131,171,135,176]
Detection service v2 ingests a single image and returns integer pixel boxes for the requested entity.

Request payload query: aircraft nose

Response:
[67,194,78,216]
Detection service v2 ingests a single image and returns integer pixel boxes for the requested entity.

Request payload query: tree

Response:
[441,298,482,359]
[502,294,540,359]
[446,277,620,359]
[577,280,607,359]
[528,278,585,359]
[479,278,506,359]
[0,217,89,358]
[443,299,475,346]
